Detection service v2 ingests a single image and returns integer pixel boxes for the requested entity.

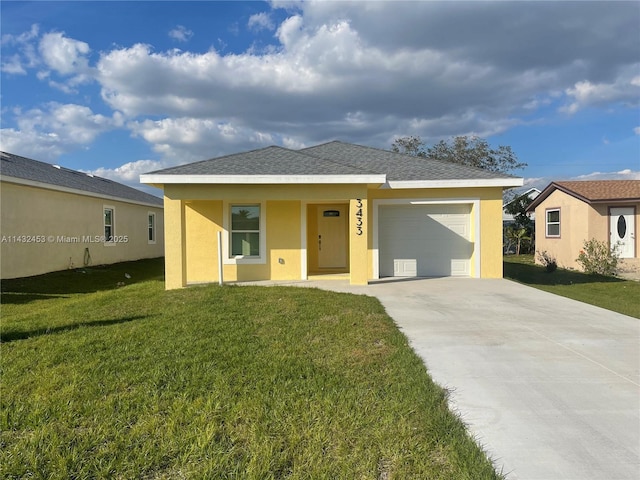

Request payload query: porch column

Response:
[349,196,369,285]
[164,197,187,289]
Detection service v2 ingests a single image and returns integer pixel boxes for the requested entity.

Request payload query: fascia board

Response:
[383,178,524,189]
[140,174,387,184]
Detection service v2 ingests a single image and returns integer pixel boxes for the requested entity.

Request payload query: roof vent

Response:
[86,173,94,177]
[53,164,61,169]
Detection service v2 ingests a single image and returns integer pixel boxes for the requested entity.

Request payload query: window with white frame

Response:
[546,208,560,237]
[148,212,156,243]
[104,207,115,242]
[230,205,260,257]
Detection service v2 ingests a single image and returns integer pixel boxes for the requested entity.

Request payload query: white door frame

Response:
[372,198,481,279]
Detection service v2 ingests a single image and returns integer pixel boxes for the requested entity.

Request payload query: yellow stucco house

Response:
[141,141,523,289]
[1,151,164,279]
[527,180,640,270]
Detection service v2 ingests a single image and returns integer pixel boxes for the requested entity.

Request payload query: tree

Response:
[391,135,526,174]
[390,136,427,157]
[503,192,535,232]
[505,226,531,256]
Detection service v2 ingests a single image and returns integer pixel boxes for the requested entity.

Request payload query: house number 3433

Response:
[355,199,364,236]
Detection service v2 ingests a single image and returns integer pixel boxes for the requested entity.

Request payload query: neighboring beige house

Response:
[1,151,164,279]
[527,180,640,271]
[141,141,523,289]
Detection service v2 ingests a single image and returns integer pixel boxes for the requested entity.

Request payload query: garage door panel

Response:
[379,204,472,277]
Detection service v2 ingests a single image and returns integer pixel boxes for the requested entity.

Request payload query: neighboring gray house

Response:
[1,152,164,279]
[503,187,541,224]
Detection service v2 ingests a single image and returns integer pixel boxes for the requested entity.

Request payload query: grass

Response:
[1,261,501,479]
[504,255,640,319]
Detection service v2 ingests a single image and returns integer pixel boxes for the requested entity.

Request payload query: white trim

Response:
[140,173,386,185]
[222,201,266,265]
[372,198,481,279]
[545,208,561,238]
[383,178,523,189]
[140,173,522,189]
[147,211,157,244]
[300,202,308,280]
[103,205,116,246]
[1,175,163,209]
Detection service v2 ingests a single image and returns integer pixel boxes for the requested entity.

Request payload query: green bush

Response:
[576,239,620,276]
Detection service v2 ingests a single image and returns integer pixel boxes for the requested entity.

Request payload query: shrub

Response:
[536,250,557,273]
[576,239,620,276]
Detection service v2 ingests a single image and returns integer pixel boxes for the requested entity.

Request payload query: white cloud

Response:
[1,54,27,75]
[634,127,640,135]
[0,128,67,161]
[522,169,640,192]
[87,159,165,182]
[39,32,91,76]
[560,66,640,114]
[2,3,639,168]
[248,12,275,32]
[168,25,193,43]
[571,169,640,181]
[128,117,279,162]
[1,24,40,74]
[0,103,122,160]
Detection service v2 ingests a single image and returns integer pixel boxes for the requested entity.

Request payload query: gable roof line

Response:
[304,140,522,179]
[146,144,383,177]
[144,145,290,174]
[294,142,384,176]
[141,140,524,187]
[1,151,163,206]
[2,174,164,208]
[526,181,640,212]
[502,187,541,208]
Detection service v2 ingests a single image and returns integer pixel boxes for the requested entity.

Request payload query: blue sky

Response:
[1,0,639,196]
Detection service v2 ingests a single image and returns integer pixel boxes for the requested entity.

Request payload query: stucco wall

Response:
[164,184,361,287]
[162,184,506,288]
[1,181,164,279]
[531,190,640,270]
[533,190,589,269]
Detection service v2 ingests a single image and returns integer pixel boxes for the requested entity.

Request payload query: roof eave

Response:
[1,174,163,208]
[140,174,387,185]
[382,178,524,189]
[526,182,640,212]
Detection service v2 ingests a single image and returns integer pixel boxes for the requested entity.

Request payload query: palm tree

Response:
[505,226,531,256]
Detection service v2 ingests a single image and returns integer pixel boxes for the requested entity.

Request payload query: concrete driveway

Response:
[290,277,640,480]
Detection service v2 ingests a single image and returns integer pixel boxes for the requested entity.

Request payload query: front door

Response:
[610,207,635,258]
[317,205,348,269]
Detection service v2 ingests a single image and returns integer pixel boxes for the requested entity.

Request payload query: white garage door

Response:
[379,204,473,277]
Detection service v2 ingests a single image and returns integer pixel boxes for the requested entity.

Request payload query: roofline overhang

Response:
[140,174,387,185]
[140,174,523,189]
[1,174,163,209]
[381,178,524,189]
[526,181,640,212]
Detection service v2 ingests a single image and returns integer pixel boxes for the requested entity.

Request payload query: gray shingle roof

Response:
[302,141,517,181]
[145,141,519,182]
[151,145,377,176]
[1,151,163,206]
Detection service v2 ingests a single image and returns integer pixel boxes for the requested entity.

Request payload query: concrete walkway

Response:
[253,277,640,480]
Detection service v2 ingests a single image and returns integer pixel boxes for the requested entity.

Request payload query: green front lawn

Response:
[1,261,501,479]
[504,255,640,318]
